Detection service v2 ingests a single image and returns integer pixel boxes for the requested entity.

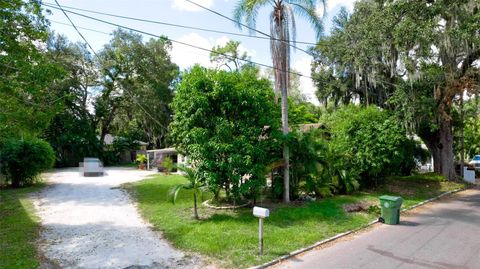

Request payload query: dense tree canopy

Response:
[0,1,64,139]
[312,0,480,179]
[98,29,179,148]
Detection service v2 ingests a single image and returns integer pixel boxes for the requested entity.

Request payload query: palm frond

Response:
[233,0,271,33]
[290,2,324,39]
[168,184,186,204]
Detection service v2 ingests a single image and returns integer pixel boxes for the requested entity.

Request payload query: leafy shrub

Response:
[321,105,418,187]
[170,66,279,202]
[136,154,147,164]
[162,156,174,174]
[0,138,55,187]
[289,128,359,197]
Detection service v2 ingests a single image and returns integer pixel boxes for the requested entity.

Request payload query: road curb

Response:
[248,186,470,269]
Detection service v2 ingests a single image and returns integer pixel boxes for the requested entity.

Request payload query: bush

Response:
[321,105,418,187]
[162,156,174,174]
[170,66,279,202]
[136,154,147,164]
[0,138,55,187]
[289,128,359,198]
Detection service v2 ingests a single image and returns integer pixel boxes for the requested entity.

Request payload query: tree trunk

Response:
[193,192,199,220]
[438,120,456,180]
[420,119,456,180]
[281,76,290,203]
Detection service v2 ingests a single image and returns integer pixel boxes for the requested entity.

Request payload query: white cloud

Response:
[171,33,213,69]
[170,33,256,70]
[171,0,214,12]
[318,0,356,16]
[292,57,320,105]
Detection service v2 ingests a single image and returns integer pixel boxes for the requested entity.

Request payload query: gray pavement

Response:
[275,187,480,269]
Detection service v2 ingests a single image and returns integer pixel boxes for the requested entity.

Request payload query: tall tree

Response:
[0,1,64,139]
[312,0,480,179]
[97,29,178,148]
[43,34,101,166]
[233,0,325,202]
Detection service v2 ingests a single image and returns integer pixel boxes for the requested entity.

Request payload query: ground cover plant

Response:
[0,184,44,268]
[127,173,467,268]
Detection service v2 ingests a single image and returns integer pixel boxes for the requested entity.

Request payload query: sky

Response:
[44,0,357,105]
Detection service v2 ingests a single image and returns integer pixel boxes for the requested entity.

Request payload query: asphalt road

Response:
[275,187,480,269]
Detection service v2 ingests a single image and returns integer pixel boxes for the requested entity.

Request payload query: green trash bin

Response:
[379,195,403,225]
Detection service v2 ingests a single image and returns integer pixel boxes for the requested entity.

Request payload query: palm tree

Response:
[234,0,325,203]
[168,165,206,219]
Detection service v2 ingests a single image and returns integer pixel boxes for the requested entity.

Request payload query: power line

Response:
[53,0,99,58]
[44,4,311,79]
[42,2,317,46]
[52,1,172,131]
[50,19,110,35]
[182,0,314,55]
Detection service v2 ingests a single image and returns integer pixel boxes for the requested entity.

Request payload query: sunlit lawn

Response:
[127,173,466,268]
[0,184,43,269]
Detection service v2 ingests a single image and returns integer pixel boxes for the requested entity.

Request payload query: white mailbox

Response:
[253,206,270,218]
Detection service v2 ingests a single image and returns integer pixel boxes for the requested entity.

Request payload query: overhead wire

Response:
[47,2,424,102]
[50,19,111,35]
[46,3,414,89]
[43,3,311,79]
[42,2,317,46]
[182,0,314,55]
[53,0,99,58]
[52,0,168,130]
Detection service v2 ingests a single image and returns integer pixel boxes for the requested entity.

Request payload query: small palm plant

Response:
[168,165,206,219]
[162,156,174,175]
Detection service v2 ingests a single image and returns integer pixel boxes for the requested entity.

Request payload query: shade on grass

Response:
[0,185,43,269]
[127,174,465,268]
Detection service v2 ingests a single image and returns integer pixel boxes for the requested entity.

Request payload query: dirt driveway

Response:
[34,167,203,269]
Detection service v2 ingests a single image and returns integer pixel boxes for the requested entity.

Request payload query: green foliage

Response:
[0,138,55,187]
[162,156,174,174]
[135,154,147,164]
[170,66,279,202]
[233,0,325,202]
[321,105,418,187]
[453,97,480,160]
[42,30,179,166]
[168,165,206,219]
[289,99,321,125]
[210,40,254,71]
[312,0,480,179]
[289,128,359,198]
[44,112,101,167]
[98,29,179,148]
[1,1,64,139]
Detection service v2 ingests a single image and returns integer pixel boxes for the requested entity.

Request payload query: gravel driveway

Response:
[34,167,203,269]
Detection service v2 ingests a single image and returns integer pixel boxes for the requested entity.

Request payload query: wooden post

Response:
[259,218,264,255]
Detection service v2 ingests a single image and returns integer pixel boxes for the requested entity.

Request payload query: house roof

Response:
[146,147,177,154]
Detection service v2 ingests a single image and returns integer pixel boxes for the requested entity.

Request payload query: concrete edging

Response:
[248,186,469,269]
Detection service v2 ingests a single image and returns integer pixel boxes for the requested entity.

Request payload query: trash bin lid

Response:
[379,195,403,202]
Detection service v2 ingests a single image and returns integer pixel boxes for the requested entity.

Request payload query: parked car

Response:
[470,155,480,171]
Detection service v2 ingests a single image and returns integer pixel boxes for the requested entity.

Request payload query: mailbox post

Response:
[253,206,269,255]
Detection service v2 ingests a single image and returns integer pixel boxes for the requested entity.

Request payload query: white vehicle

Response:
[470,155,480,171]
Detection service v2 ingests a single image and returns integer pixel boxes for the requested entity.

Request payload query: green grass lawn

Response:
[0,184,43,269]
[126,173,467,268]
